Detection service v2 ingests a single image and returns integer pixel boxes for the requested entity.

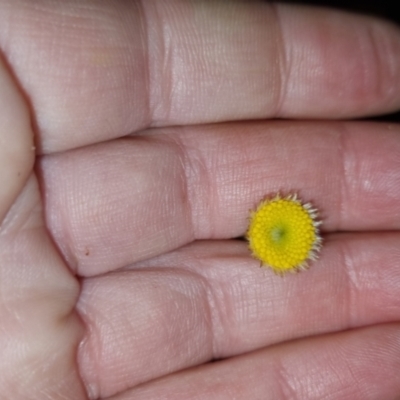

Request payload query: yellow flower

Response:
[246,194,322,274]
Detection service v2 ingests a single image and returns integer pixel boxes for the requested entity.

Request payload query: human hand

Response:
[1,1,400,399]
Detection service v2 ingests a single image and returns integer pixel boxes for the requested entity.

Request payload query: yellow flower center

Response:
[247,195,321,273]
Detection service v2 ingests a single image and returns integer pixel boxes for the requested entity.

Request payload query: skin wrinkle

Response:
[326,340,373,399]
[144,0,180,124]
[269,2,289,118]
[180,258,223,359]
[274,356,301,400]
[337,123,350,233]
[130,242,241,359]
[181,131,216,240]
[165,132,196,244]
[339,235,359,331]
[136,0,153,127]
[175,268,215,362]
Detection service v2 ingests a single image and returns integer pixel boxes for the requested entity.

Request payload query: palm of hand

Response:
[1,2,400,399]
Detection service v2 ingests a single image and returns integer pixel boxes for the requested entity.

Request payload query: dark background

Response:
[277,0,399,21]
[275,0,400,121]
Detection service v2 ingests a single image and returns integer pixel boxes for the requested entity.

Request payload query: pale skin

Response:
[1,1,400,399]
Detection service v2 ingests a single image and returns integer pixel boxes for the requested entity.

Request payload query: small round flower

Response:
[246,193,322,274]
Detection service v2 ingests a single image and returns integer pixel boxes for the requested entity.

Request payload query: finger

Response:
[2,1,400,153]
[109,324,400,400]
[39,121,400,276]
[0,51,85,398]
[76,233,400,398]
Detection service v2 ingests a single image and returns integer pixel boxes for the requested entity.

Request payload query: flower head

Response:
[246,193,322,274]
